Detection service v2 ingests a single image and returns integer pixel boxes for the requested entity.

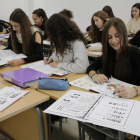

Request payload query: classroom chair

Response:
[78,121,132,140]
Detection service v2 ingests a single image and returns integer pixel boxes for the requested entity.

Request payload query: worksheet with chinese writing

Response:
[85,96,135,127]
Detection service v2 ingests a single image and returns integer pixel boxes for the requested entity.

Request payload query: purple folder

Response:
[1,68,50,88]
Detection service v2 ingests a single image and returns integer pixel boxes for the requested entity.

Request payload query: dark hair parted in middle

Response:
[89,11,108,43]
[102,6,115,18]
[131,3,140,17]
[45,14,86,57]
[32,8,48,23]
[59,9,73,19]
[102,17,131,81]
[10,8,33,56]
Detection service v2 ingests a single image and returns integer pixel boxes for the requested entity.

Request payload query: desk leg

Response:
[47,99,51,140]
[118,131,124,140]
[59,117,62,140]
[34,106,45,140]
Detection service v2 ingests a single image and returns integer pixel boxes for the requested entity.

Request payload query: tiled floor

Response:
[51,118,89,140]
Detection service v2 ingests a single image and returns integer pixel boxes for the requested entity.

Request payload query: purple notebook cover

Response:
[1,68,50,88]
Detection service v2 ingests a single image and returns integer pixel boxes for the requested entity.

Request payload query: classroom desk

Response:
[37,74,93,100]
[0,77,50,140]
[0,45,6,50]
[86,48,99,58]
[30,72,77,91]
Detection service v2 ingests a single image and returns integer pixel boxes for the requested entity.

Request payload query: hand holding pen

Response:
[114,85,137,99]
[44,57,53,64]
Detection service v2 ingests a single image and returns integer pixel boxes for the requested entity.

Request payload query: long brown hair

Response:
[10,8,33,56]
[59,9,73,19]
[102,6,115,18]
[32,8,48,23]
[45,14,87,57]
[102,18,131,81]
[89,11,108,43]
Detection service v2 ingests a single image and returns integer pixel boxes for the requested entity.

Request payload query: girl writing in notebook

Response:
[87,17,140,140]
[6,9,43,66]
[102,5,115,18]
[44,14,89,73]
[88,11,108,52]
[127,3,140,34]
[32,8,48,39]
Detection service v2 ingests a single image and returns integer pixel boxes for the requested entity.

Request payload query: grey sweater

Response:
[50,40,89,73]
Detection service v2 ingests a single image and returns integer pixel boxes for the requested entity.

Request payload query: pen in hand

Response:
[113,85,125,95]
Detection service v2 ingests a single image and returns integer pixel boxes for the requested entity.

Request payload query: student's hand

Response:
[44,57,53,64]
[49,62,58,68]
[7,59,25,67]
[114,87,137,99]
[92,74,109,84]
[2,28,7,34]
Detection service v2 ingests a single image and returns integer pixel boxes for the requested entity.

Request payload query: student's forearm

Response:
[89,71,97,77]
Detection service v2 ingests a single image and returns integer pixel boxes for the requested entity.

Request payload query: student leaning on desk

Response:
[44,14,89,73]
[88,11,108,52]
[4,8,43,67]
[87,17,140,140]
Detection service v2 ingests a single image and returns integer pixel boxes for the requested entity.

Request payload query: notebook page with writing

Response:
[70,75,135,97]
[0,87,29,111]
[21,61,71,76]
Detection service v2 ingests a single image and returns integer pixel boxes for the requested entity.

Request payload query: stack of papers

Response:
[0,49,27,66]
[0,86,29,111]
[43,41,50,45]
[21,61,71,76]
[88,51,102,56]
[87,42,102,47]
[0,33,10,39]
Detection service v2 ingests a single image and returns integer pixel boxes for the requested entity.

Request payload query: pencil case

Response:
[38,78,70,91]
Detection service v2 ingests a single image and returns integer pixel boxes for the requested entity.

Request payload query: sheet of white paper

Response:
[21,61,71,76]
[43,41,50,45]
[44,90,101,117]
[87,42,102,47]
[88,51,102,56]
[0,87,29,111]
[85,96,135,128]
[0,33,10,38]
[70,75,135,97]
[0,50,27,66]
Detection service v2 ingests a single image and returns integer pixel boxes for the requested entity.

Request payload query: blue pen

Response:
[0,25,4,29]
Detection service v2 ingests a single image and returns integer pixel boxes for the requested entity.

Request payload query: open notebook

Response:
[0,49,27,66]
[44,89,140,137]
[70,75,135,97]
[21,61,71,76]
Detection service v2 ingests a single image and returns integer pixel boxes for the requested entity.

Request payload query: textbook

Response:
[88,51,102,56]
[1,68,50,88]
[70,75,135,97]
[20,61,71,76]
[0,86,29,111]
[0,49,27,66]
[44,90,140,137]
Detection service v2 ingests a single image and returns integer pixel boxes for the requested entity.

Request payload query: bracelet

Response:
[133,87,138,96]
[91,73,96,78]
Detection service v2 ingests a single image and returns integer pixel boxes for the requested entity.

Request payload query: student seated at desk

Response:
[102,5,115,18]
[5,9,43,67]
[88,11,108,52]
[87,17,140,140]
[32,8,48,39]
[44,14,89,73]
[127,3,140,35]
[59,9,79,29]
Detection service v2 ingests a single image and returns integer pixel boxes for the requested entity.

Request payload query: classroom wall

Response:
[0,0,140,32]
